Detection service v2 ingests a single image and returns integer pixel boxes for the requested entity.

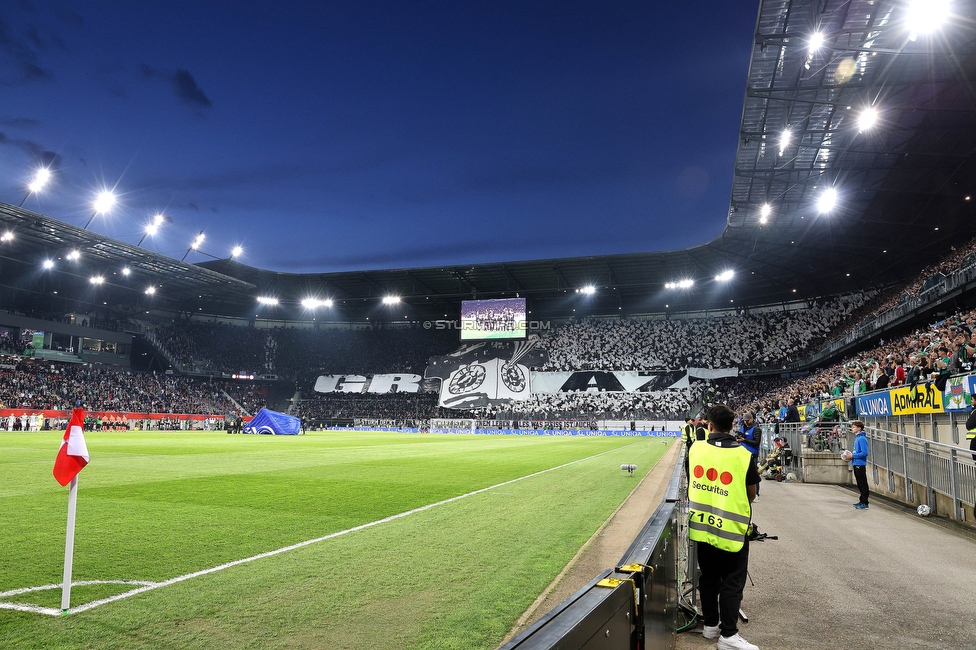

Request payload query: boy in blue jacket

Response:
[850,420,870,509]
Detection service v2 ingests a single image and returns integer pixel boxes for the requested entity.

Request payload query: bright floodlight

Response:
[580,285,596,295]
[121,267,131,276]
[231,245,244,258]
[191,233,206,250]
[382,296,401,305]
[678,279,694,289]
[42,259,55,270]
[817,187,839,213]
[302,297,333,309]
[857,107,879,132]
[28,168,51,193]
[90,275,105,285]
[907,0,950,39]
[67,250,80,261]
[760,203,772,224]
[778,128,792,155]
[93,190,116,214]
[808,31,825,53]
[145,286,156,295]
[0,231,12,242]
[715,270,735,282]
[257,296,278,305]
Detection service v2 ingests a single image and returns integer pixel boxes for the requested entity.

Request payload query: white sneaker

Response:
[752,496,760,503]
[717,633,759,650]
[702,623,721,639]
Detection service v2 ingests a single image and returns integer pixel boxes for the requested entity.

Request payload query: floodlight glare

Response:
[90,275,105,285]
[678,279,694,288]
[808,31,825,53]
[28,167,51,193]
[778,128,792,154]
[817,187,839,213]
[760,203,772,224]
[382,296,401,305]
[302,297,334,309]
[67,250,80,261]
[256,296,279,305]
[231,245,244,258]
[42,259,55,270]
[715,270,735,282]
[191,233,206,250]
[0,231,13,242]
[145,286,156,295]
[857,107,879,132]
[152,213,166,226]
[906,0,950,39]
[580,285,596,295]
[93,190,116,214]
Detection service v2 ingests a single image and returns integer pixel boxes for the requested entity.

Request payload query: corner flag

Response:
[53,409,89,486]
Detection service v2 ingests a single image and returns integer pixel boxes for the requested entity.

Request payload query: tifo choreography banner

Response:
[530,370,689,393]
[313,374,424,393]
[425,339,548,409]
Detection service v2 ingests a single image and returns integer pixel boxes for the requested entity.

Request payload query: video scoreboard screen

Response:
[459,298,527,340]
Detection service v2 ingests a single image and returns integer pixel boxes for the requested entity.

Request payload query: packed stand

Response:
[539,293,871,372]
[474,385,704,420]
[0,360,237,415]
[149,321,273,375]
[221,382,269,415]
[722,307,976,421]
[296,392,455,421]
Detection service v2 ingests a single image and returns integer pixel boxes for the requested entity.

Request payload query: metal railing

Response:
[855,425,975,521]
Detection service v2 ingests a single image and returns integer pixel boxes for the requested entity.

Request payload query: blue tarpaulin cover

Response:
[243,408,302,435]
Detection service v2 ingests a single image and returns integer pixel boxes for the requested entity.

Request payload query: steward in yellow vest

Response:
[688,404,761,649]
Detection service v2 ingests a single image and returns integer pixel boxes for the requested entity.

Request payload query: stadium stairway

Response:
[221,390,251,417]
[676,480,976,650]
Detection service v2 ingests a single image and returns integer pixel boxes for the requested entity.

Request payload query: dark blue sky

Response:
[0,1,756,273]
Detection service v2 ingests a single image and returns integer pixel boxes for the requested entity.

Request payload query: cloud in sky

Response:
[140,64,213,109]
[0,130,61,168]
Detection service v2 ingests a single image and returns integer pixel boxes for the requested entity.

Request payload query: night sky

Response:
[0,2,757,273]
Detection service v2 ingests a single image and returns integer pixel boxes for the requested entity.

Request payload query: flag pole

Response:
[61,475,79,614]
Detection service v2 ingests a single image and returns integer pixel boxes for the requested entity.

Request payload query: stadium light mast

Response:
[84,190,117,229]
[137,214,168,247]
[181,231,206,262]
[19,167,52,207]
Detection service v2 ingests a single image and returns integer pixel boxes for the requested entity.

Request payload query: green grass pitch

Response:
[0,429,674,649]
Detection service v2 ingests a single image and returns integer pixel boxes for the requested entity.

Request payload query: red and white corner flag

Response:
[53,409,89,487]
[54,408,90,612]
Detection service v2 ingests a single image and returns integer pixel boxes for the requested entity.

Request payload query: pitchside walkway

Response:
[677,480,976,650]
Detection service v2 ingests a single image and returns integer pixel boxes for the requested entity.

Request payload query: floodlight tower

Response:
[137,214,168,247]
[19,167,51,207]
[181,231,206,261]
[84,190,116,229]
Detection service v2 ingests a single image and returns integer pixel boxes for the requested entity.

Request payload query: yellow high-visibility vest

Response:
[688,440,753,552]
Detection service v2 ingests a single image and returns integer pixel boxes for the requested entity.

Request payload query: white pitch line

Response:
[2,444,635,616]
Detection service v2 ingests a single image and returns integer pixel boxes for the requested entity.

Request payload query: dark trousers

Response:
[853,465,869,504]
[970,436,976,462]
[697,540,749,637]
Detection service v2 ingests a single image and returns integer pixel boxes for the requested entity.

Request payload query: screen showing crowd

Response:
[460,298,527,340]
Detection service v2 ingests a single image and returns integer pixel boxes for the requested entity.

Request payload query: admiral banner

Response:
[890,384,944,415]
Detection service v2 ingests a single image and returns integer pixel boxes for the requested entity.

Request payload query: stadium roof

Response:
[1,0,974,323]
